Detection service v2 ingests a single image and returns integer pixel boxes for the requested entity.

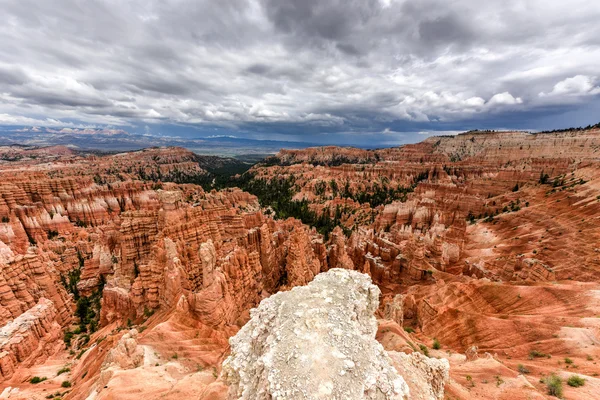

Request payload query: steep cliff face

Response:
[388,352,448,400]
[273,146,377,166]
[100,197,325,329]
[424,129,600,163]
[0,298,62,380]
[0,146,330,387]
[0,253,72,328]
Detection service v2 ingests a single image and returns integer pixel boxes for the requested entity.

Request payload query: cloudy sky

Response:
[1,0,600,146]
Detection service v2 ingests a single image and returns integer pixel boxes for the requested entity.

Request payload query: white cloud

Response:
[539,75,600,97]
[0,114,71,127]
[382,128,404,135]
[0,0,598,135]
[487,92,523,106]
[146,109,162,118]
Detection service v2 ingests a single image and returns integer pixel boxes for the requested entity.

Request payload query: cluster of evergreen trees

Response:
[60,251,105,343]
[230,172,428,238]
[235,175,350,239]
[153,161,430,239]
[346,181,415,207]
[312,172,428,208]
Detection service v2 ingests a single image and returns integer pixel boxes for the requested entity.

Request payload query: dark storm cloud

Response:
[264,0,381,40]
[11,91,113,108]
[0,0,599,143]
[0,66,28,85]
[245,64,272,75]
[335,43,362,56]
[417,14,474,48]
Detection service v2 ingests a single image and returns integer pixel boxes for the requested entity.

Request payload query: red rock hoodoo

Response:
[1,129,600,399]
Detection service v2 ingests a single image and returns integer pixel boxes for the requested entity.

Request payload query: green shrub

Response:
[80,334,90,346]
[314,180,326,196]
[495,375,504,387]
[89,319,98,333]
[529,350,548,359]
[63,330,74,347]
[465,375,474,387]
[143,307,155,318]
[517,364,530,374]
[57,367,70,376]
[403,327,415,334]
[466,211,476,224]
[61,380,72,388]
[419,344,429,357]
[545,374,563,397]
[564,357,573,364]
[567,375,585,387]
[432,338,441,350]
[30,376,47,384]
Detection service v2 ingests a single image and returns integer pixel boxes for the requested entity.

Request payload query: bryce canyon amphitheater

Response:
[1,127,600,399]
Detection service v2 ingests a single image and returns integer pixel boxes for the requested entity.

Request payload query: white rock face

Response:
[102,329,145,369]
[388,352,449,400]
[223,268,410,400]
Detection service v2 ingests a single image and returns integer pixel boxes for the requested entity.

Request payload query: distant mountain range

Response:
[0,126,318,157]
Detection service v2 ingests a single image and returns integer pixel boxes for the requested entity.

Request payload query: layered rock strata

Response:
[0,298,61,379]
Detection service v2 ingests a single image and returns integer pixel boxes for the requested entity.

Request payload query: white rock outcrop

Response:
[102,329,145,369]
[388,352,449,400]
[223,268,410,400]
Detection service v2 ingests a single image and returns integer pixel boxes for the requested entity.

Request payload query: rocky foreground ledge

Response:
[223,269,448,400]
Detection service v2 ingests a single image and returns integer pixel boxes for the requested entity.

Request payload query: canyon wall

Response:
[1,129,600,399]
[0,147,326,386]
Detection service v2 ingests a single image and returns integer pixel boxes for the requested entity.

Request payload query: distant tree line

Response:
[538,122,600,134]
